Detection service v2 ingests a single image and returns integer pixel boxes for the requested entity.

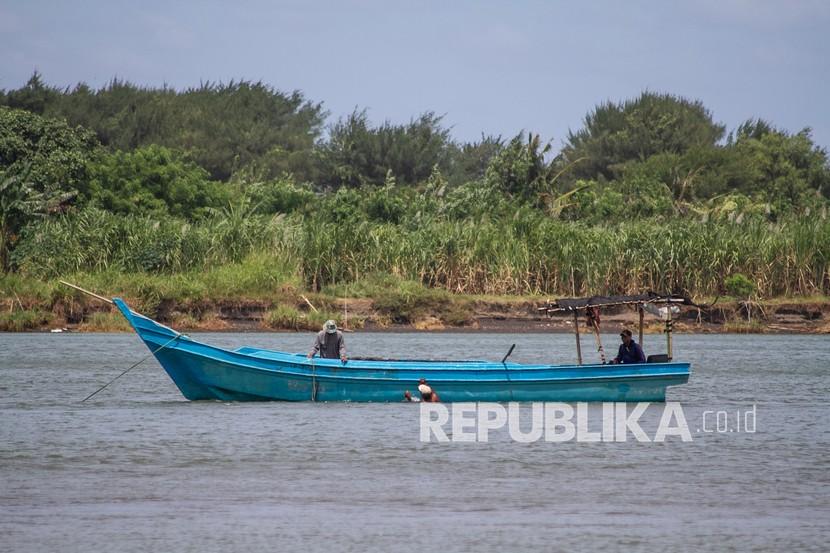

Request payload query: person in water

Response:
[404,379,440,402]
[611,329,646,364]
[417,377,440,402]
[308,319,347,363]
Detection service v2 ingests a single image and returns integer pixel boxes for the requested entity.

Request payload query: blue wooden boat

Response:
[112,296,691,402]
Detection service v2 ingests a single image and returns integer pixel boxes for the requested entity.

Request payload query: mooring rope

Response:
[81,333,183,402]
[311,357,317,401]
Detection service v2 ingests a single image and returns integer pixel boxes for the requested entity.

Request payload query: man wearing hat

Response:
[308,319,347,363]
[611,329,646,364]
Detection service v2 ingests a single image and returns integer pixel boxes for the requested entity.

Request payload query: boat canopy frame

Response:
[538,292,699,365]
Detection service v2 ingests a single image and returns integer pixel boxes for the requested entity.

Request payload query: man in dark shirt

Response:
[308,320,347,362]
[612,329,646,364]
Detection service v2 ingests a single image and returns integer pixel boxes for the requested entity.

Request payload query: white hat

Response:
[418,384,432,395]
[324,320,337,334]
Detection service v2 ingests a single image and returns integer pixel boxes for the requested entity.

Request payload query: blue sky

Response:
[1,0,828,148]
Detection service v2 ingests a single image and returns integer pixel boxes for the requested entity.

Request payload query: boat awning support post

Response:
[573,311,582,365]
[638,305,644,347]
[539,292,699,364]
[665,302,673,361]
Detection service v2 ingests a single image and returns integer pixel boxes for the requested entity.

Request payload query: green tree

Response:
[0,106,100,195]
[1,72,60,115]
[1,75,326,182]
[727,125,830,211]
[318,110,453,188]
[83,145,229,219]
[0,165,73,271]
[560,92,726,182]
[484,133,552,201]
[446,134,504,186]
[241,176,316,215]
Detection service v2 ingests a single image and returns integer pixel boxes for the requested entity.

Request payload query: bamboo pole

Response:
[300,294,318,313]
[59,280,114,305]
[573,311,582,365]
[638,306,644,347]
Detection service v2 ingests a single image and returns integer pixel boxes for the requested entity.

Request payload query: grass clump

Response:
[304,309,343,330]
[723,320,766,333]
[0,309,52,331]
[78,311,132,332]
[0,273,56,304]
[440,302,474,326]
[199,253,300,300]
[48,252,301,315]
[263,304,303,330]
[331,274,471,325]
[371,278,450,324]
[263,304,356,331]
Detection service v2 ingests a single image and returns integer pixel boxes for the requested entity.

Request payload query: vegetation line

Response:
[1,74,829,332]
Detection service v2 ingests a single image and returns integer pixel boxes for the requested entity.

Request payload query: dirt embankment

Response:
[15,295,830,334]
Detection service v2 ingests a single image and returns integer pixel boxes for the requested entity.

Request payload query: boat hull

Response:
[114,299,690,403]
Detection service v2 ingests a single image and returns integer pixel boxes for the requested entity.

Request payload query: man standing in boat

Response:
[611,329,646,364]
[308,320,347,363]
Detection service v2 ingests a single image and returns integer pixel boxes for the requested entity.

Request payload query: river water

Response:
[1,331,828,552]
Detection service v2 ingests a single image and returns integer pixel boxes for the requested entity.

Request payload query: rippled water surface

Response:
[1,331,829,552]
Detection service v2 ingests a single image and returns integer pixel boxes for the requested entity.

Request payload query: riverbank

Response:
[1,274,828,333]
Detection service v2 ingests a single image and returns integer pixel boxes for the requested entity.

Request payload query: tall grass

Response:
[298,214,830,298]
[9,206,830,299]
[11,208,300,276]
